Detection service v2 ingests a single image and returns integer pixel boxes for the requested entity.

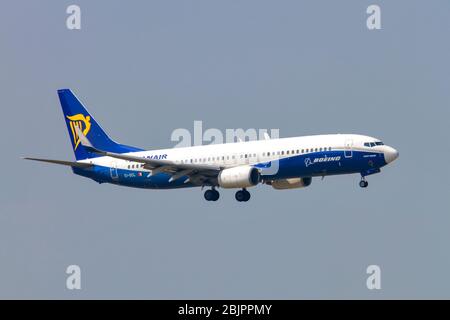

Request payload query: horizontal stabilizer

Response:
[23,157,93,168]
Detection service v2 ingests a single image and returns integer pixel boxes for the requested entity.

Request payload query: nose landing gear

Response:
[235,189,251,202]
[359,177,368,188]
[204,188,220,201]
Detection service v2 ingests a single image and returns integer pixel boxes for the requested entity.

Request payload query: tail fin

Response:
[58,89,142,160]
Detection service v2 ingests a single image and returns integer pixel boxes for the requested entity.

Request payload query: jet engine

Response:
[270,177,312,190]
[218,166,260,188]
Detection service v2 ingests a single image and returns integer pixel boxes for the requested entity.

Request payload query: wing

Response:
[75,126,221,185]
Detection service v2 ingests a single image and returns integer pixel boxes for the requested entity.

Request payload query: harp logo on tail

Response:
[67,114,91,150]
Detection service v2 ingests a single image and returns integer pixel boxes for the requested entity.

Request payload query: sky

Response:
[1,0,449,299]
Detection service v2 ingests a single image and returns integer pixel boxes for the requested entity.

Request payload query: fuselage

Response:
[73,133,399,189]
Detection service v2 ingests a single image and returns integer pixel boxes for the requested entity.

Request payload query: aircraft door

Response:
[344,139,353,158]
[110,162,118,179]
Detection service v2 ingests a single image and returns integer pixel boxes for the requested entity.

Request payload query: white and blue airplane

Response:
[25,89,399,202]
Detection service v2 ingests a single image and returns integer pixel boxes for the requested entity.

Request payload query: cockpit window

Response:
[364,141,384,147]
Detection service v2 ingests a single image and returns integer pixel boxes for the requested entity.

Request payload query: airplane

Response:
[24,89,399,202]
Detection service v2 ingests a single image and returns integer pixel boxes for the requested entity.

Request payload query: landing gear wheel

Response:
[359,180,368,188]
[235,191,244,202]
[211,189,219,201]
[243,189,250,201]
[235,189,251,202]
[204,189,220,201]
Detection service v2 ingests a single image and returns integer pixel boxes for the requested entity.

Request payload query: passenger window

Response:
[287,151,290,155]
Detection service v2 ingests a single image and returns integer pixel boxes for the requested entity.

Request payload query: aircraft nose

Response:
[384,146,399,164]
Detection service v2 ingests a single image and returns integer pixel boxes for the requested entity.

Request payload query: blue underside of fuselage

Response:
[71,150,388,189]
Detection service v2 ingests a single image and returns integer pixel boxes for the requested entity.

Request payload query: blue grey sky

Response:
[1,0,449,298]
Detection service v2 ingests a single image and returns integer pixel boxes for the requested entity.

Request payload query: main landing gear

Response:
[203,188,251,202]
[235,189,251,202]
[359,177,369,188]
[204,188,220,201]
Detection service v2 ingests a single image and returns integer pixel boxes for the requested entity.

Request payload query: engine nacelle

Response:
[271,177,312,190]
[218,166,260,189]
